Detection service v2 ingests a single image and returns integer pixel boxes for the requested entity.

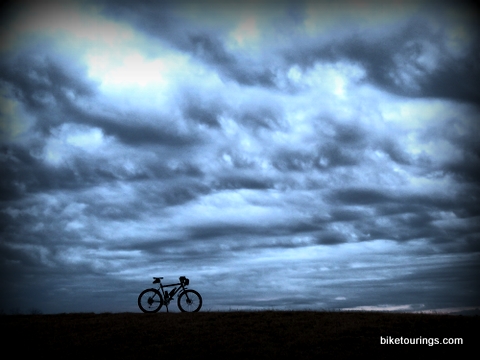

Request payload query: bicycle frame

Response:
[154,278,187,305]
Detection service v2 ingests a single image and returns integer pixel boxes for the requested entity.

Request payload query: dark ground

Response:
[2,311,476,358]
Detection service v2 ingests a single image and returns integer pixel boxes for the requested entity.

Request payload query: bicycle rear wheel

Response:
[138,288,163,313]
[177,289,202,312]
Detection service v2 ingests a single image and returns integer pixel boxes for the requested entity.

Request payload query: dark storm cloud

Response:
[313,231,347,245]
[238,106,284,130]
[438,119,480,185]
[0,140,205,205]
[323,186,480,248]
[98,0,480,100]
[0,48,95,124]
[156,182,210,206]
[284,8,480,105]
[0,144,99,200]
[79,111,198,147]
[213,174,273,190]
[328,188,392,205]
[185,220,321,243]
[97,0,278,87]
[186,33,277,87]
[272,144,359,172]
[272,118,372,171]
[0,45,207,218]
[0,48,199,148]
[182,97,222,128]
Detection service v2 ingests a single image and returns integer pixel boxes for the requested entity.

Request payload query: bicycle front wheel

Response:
[177,289,202,312]
[138,288,163,313]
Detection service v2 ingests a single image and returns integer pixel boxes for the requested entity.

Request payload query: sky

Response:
[1,0,479,314]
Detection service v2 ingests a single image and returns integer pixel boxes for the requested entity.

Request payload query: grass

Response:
[1,311,476,358]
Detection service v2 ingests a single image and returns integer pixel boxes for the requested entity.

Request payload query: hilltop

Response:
[2,311,475,358]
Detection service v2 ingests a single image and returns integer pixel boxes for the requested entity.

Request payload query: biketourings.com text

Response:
[380,336,463,346]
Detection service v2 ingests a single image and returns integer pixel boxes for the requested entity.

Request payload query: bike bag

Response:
[179,276,189,285]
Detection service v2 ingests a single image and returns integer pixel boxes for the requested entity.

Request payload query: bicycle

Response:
[138,276,202,313]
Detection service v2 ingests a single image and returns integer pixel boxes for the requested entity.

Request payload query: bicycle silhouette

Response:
[138,276,202,313]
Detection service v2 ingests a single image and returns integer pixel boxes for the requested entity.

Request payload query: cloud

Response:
[1,0,479,314]
[0,49,95,126]
[280,2,480,105]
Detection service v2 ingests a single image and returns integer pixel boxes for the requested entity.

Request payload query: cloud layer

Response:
[1,0,479,313]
